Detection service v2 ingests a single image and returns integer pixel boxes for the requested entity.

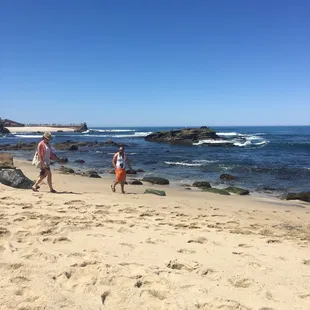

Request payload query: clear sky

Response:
[0,0,309,126]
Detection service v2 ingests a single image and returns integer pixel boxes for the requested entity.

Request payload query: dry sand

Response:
[7,127,75,133]
[0,160,309,310]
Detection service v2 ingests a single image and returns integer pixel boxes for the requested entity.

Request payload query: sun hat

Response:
[43,132,52,141]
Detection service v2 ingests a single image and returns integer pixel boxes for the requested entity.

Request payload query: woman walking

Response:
[32,132,57,193]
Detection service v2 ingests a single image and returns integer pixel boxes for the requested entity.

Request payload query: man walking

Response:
[111,146,132,194]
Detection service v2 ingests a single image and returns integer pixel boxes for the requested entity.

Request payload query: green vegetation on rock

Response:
[202,188,230,195]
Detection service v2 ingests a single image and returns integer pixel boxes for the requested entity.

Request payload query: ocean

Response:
[1,126,310,197]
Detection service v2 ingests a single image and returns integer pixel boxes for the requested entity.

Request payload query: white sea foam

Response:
[193,139,233,145]
[165,161,203,167]
[233,140,252,147]
[193,138,268,147]
[246,135,264,141]
[113,132,153,138]
[217,132,240,136]
[14,135,41,138]
[254,141,268,146]
[192,159,218,163]
[78,132,151,138]
[88,129,136,133]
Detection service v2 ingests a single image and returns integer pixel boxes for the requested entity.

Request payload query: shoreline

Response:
[15,157,284,200]
[14,158,309,207]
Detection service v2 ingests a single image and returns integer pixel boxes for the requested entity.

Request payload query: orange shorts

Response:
[115,168,126,182]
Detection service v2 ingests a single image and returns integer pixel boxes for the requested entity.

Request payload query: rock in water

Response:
[144,189,166,196]
[142,176,169,185]
[0,169,34,189]
[145,126,221,144]
[74,122,88,132]
[0,153,15,168]
[57,157,68,164]
[220,174,236,181]
[0,122,10,135]
[225,187,249,195]
[192,181,211,188]
[282,192,310,203]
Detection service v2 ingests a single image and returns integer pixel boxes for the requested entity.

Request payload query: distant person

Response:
[32,132,57,193]
[111,146,132,194]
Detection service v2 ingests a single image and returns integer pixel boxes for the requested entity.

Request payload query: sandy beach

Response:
[7,127,76,133]
[0,160,309,310]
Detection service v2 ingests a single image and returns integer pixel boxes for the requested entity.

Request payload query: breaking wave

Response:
[194,131,269,147]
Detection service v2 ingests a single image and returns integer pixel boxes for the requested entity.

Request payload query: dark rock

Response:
[259,186,278,192]
[52,140,125,151]
[57,130,63,132]
[88,172,101,178]
[136,169,145,173]
[126,169,137,174]
[0,122,10,135]
[281,192,310,203]
[128,179,143,185]
[74,122,88,133]
[0,142,36,151]
[0,153,15,169]
[225,187,249,195]
[145,126,222,144]
[74,159,85,164]
[57,157,68,164]
[0,169,34,189]
[69,145,78,151]
[144,189,166,196]
[84,169,101,178]
[220,174,236,181]
[202,188,230,195]
[192,181,211,188]
[142,176,169,185]
[58,166,75,174]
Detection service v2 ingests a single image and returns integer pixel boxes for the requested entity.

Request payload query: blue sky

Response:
[0,0,309,126]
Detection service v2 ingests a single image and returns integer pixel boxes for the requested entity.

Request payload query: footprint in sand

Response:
[0,227,10,238]
[178,248,196,254]
[10,276,30,284]
[119,243,135,249]
[188,237,208,244]
[217,299,251,310]
[299,294,310,299]
[167,260,200,272]
[229,276,254,288]
[267,239,281,244]
[53,237,71,244]
[238,243,252,248]
[145,289,167,300]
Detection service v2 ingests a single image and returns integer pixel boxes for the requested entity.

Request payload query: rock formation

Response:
[145,126,222,144]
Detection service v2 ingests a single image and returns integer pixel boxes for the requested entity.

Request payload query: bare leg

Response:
[32,172,46,191]
[46,170,55,191]
[120,181,125,194]
[112,181,118,192]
